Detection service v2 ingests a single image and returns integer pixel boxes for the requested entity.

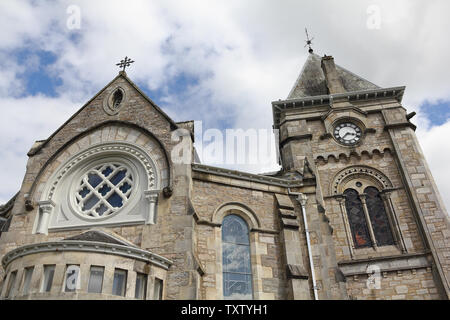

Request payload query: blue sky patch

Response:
[420,100,450,126]
[13,48,62,97]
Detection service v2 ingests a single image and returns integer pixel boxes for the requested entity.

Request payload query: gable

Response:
[28,72,178,157]
[64,229,138,247]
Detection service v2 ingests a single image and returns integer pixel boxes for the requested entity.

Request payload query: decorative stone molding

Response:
[337,253,430,277]
[279,134,313,148]
[384,122,417,132]
[315,148,394,165]
[192,164,303,187]
[45,142,159,202]
[286,264,309,280]
[272,86,406,129]
[212,202,260,229]
[37,142,161,233]
[275,194,295,210]
[331,165,393,195]
[103,86,127,115]
[1,240,173,270]
[281,218,299,229]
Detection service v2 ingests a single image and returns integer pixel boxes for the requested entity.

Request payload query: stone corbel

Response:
[36,200,55,234]
[286,264,309,280]
[144,190,159,224]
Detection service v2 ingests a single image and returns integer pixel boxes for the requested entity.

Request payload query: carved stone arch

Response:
[28,120,173,201]
[331,165,393,195]
[41,141,160,203]
[212,202,261,229]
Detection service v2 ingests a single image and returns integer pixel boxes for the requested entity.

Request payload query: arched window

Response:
[112,89,123,109]
[222,215,253,300]
[344,189,372,248]
[365,187,394,246]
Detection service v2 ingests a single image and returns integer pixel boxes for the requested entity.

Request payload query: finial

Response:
[304,28,314,54]
[116,56,135,73]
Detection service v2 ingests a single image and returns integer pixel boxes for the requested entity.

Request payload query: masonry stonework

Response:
[0,53,449,300]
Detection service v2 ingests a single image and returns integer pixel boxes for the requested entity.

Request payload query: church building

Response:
[0,51,449,300]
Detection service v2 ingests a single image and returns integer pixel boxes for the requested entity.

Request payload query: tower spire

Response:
[304,28,314,54]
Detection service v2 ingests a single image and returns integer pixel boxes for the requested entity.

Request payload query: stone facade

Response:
[0,54,449,300]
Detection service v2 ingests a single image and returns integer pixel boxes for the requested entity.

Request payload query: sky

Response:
[0,0,449,212]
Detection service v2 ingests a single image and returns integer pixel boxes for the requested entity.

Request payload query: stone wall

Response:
[0,74,197,299]
[345,268,439,300]
[192,179,288,300]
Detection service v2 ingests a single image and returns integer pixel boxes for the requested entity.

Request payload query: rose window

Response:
[75,163,133,218]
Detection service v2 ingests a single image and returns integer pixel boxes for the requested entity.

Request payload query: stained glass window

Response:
[344,189,372,248]
[222,215,253,300]
[365,187,394,246]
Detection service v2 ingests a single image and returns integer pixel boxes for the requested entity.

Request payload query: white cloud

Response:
[0,0,449,212]
[0,95,81,203]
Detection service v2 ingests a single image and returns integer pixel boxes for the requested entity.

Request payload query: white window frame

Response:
[153,278,163,300]
[22,266,34,295]
[41,265,55,293]
[6,270,17,298]
[112,269,127,297]
[88,266,104,294]
[135,273,147,300]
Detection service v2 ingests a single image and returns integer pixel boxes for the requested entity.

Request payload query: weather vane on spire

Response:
[116,56,135,73]
[304,28,314,54]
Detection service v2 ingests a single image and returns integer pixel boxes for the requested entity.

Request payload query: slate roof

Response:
[287,53,380,99]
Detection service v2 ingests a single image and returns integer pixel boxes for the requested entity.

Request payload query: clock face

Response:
[333,122,362,145]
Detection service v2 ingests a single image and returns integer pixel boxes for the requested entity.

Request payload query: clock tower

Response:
[272,52,450,299]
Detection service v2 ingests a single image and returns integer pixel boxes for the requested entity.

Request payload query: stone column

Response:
[144,190,159,224]
[36,200,55,234]
[359,194,377,250]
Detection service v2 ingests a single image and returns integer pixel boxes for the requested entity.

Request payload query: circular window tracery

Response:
[75,163,134,219]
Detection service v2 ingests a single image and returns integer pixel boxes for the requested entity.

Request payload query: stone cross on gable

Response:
[116,56,135,72]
